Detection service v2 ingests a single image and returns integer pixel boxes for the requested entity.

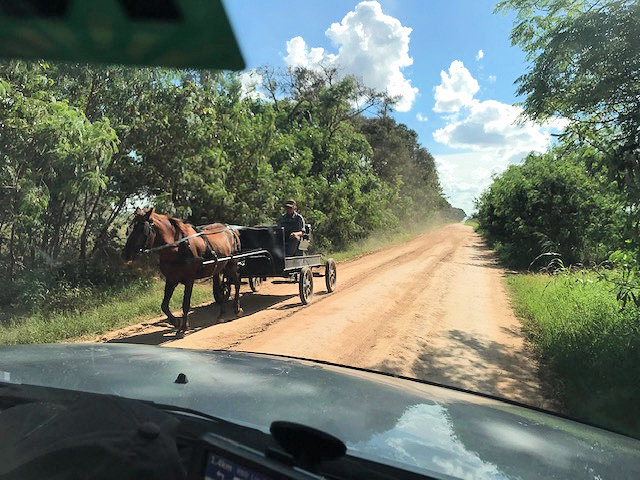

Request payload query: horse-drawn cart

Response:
[124,209,336,335]
[208,224,337,305]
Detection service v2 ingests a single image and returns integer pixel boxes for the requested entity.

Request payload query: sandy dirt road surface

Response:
[98,223,550,408]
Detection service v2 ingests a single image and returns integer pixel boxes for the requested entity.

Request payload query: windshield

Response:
[1,0,639,478]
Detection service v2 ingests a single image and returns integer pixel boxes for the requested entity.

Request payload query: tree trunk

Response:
[0,219,4,258]
[54,196,79,259]
[79,189,103,259]
[91,193,128,256]
[47,194,68,259]
[8,222,15,277]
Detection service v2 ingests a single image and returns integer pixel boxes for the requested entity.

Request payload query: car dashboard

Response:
[0,381,436,480]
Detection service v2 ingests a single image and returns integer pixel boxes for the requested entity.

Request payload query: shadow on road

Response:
[463,240,504,270]
[370,327,555,410]
[406,329,554,409]
[108,292,296,346]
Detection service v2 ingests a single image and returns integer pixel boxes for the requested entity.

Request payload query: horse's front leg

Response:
[232,263,243,316]
[161,280,179,327]
[180,280,194,336]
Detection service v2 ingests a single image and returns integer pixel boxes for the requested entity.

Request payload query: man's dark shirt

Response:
[278,212,305,256]
[278,212,305,237]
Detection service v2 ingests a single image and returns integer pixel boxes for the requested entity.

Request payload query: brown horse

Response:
[122,208,242,336]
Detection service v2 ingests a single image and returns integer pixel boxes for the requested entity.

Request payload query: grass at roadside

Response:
[506,272,640,438]
[330,218,453,263]
[0,279,212,345]
[464,218,479,230]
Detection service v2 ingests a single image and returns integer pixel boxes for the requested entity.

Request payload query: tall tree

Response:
[496,0,640,247]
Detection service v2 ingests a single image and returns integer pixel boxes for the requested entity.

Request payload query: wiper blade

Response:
[139,400,222,423]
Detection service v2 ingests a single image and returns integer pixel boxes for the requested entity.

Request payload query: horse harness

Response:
[141,219,235,268]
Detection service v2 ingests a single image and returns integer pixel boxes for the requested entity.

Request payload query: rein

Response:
[142,225,233,254]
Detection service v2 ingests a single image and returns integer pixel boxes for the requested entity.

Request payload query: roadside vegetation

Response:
[0,279,212,345]
[463,218,479,230]
[507,273,640,438]
[476,0,640,437]
[476,147,623,269]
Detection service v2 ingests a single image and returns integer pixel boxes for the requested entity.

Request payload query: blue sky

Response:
[222,1,561,213]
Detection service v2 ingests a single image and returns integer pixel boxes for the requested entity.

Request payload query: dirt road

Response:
[99,224,549,407]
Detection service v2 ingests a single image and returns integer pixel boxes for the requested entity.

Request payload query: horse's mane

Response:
[166,215,193,239]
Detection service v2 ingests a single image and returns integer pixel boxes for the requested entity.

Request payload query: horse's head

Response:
[122,208,157,261]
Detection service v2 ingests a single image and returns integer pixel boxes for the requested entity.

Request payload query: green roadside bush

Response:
[476,147,623,269]
[506,272,640,438]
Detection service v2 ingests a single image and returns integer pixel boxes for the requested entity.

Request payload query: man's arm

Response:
[290,214,305,239]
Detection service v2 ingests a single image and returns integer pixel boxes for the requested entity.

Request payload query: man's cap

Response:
[284,199,297,207]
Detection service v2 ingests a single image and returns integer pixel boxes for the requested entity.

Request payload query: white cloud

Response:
[545,116,571,130]
[433,61,479,113]
[433,99,552,153]
[284,37,332,69]
[435,151,527,214]
[487,74,497,83]
[432,61,566,213]
[284,1,418,112]
[238,70,266,100]
[476,49,484,60]
[416,113,428,122]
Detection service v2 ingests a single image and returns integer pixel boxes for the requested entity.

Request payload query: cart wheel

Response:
[213,273,232,304]
[249,277,262,292]
[299,267,314,305]
[325,258,337,293]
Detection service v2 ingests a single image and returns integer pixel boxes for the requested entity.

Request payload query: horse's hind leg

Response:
[179,280,194,336]
[231,263,242,316]
[161,281,179,327]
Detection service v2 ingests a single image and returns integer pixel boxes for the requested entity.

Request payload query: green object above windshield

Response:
[0,0,244,69]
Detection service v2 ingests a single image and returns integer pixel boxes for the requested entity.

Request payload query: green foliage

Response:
[476,146,622,268]
[604,250,640,309]
[464,219,479,230]
[356,115,453,223]
[506,272,640,438]
[496,0,640,250]
[0,258,151,314]
[492,0,640,313]
[496,0,639,127]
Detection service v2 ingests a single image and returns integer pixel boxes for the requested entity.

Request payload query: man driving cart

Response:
[277,199,305,256]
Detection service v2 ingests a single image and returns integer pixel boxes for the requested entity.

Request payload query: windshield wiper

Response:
[140,400,222,423]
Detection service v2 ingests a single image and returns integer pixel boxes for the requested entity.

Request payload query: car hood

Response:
[0,343,638,479]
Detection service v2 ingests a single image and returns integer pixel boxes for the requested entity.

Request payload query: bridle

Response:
[127,217,157,254]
